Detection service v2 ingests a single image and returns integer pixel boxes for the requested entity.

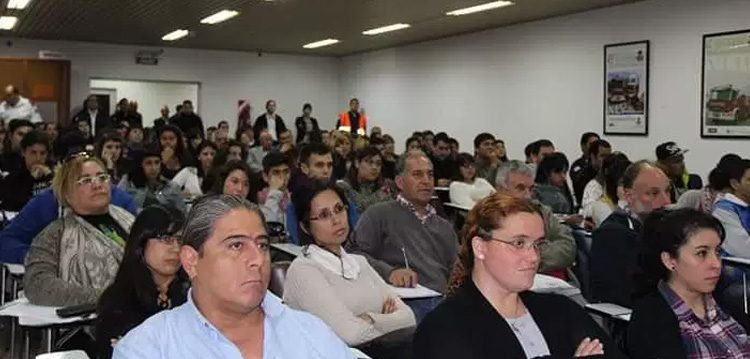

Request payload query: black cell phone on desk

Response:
[56,302,97,318]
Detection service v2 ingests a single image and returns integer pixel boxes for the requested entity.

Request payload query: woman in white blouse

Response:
[449,153,495,209]
[283,182,416,358]
[171,141,216,198]
[589,153,631,228]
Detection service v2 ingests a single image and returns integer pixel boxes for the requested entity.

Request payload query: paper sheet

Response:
[389,284,441,299]
[270,243,304,258]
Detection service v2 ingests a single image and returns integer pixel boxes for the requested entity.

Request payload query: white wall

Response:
[339,0,750,178]
[0,38,341,133]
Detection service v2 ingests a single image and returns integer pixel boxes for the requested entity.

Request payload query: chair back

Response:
[268,261,292,297]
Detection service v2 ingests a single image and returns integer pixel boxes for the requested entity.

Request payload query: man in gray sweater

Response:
[348,151,458,322]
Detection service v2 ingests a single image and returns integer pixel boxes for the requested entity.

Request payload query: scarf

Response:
[305,244,361,280]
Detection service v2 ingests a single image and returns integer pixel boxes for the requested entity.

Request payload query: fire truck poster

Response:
[603,41,649,136]
[702,29,750,138]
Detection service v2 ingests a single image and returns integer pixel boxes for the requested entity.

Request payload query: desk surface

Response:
[270,243,304,258]
[0,298,95,327]
[4,263,24,276]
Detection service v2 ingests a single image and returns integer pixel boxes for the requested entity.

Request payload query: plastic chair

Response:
[36,350,90,359]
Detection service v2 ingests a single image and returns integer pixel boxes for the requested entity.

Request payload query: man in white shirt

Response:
[252,100,287,143]
[0,85,41,123]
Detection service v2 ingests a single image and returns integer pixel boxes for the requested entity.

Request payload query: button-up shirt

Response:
[658,281,750,359]
[0,96,41,123]
[396,194,436,225]
[113,290,355,359]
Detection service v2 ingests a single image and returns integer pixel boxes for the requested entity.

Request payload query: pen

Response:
[402,247,410,271]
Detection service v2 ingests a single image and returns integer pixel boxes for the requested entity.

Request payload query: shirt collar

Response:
[724,193,749,207]
[186,288,285,337]
[396,194,436,224]
[658,281,719,323]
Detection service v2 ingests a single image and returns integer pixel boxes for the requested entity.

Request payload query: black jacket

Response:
[626,292,686,359]
[0,166,53,211]
[253,114,287,142]
[96,278,189,359]
[414,280,625,359]
[590,210,642,307]
[431,156,457,184]
[570,156,595,207]
[74,110,115,138]
[169,113,204,138]
[294,116,321,144]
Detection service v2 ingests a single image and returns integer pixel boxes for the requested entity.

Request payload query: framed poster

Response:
[701,29,750,138]
[603,41,649,136]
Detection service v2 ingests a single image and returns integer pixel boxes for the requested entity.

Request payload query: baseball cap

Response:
[656,142,688,161]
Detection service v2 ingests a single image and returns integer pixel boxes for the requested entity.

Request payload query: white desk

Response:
[270,243,304,258]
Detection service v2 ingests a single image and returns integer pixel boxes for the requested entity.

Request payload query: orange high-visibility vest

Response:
[338,112,367,134]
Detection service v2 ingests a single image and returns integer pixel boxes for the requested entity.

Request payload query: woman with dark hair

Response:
[628,208,750,358]
[118,148,186,213]
[588,152,631,228]
[677,153,741,213]
[295,103,321,144]
[533,152,575,214]
[381,135,397,179]
[284,182,415,358]
[449,153,495,208]
[207,159,257,203]
[414,193,622,359]
[404,136,422,153]
[577,139,612,208]
[156,124,192,179]
[337,146,397,214]
[172,141,217,198]
[332,134,354,180]
[96,205,189,359]
[94,132,130,184]
[495,139,509,163]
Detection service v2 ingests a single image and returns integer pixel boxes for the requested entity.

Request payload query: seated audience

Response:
[286,143,358,244]
[24,154,135,306]
[156,125,191,179]
[628,208,750,358]
[448,153,495,209]
[570,132,600,205]
[431,132,456,186]
[381,134,397,179]
[495,160,576,281]
[587,152,631,228]
[95,132,130,184]
[118,148,186,213]
[655,141,703,203]
[579,140,612,213]
[590,160,671,306]
[257,151,291,223]
[246,130,273,173]
[347,151,459,322]
[333,134,353,180]
[404,136,422,153]
[208,159,256,202]
[712,158,750,259]
[677,153,740,213]
[414,193,623,359]
[528,139,555,171]
[474,133,499,183]
[284,183,415,357]
[0,130,53,211]
[533,152,575,214]
[171,141,217,198]
[338,146,397,214]
[124,126,145,154]
[96,205,189,359]
[495,139,509,163]
[113,195,353,358]
[225,139,248,163]
[278,129,297,165]
[0,118,33,172]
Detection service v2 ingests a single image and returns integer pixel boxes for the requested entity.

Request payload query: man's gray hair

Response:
[182,194,268,252]
[495,160,535,189]
[395,150,430,177]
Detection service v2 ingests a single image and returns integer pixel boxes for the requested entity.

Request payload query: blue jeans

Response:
[404,296,443,324]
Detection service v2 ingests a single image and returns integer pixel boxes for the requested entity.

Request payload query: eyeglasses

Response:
[76,173,111,186]
[488,237,549,252]
[310,202,347,221]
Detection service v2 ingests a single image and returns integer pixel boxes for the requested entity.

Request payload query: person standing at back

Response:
[169,100,204,140]
[337,98,367,136]
[253,99,287,143]
[295,103,321,144]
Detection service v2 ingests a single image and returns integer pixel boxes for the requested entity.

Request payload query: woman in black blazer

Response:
[294,103,321,144]
[414,193,624,359]
[627,208,750,359]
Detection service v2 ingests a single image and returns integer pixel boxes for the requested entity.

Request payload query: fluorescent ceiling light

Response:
[200,10,239,25]
[362,23,411,36]
[161,29,189,41]
[7,0,31,10]
[303,38,340,49]
[0,16,18,30]
[446,1,514,16]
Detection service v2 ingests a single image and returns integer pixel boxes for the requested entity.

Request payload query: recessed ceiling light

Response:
[0,16,18,30]
[446,1,514,16]
[7,0,31,10]
[303,38,340,49]
[200,10,239,25]
[362,23,411,36]
[162,29,189,41]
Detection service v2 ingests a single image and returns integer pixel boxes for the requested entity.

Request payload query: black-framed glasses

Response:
[310,202,347,222]
[489,237,549,252]
[75,173,111,186]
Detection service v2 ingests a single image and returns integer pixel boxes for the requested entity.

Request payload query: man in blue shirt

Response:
[0,187,137,264]
[114,195,354,359]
